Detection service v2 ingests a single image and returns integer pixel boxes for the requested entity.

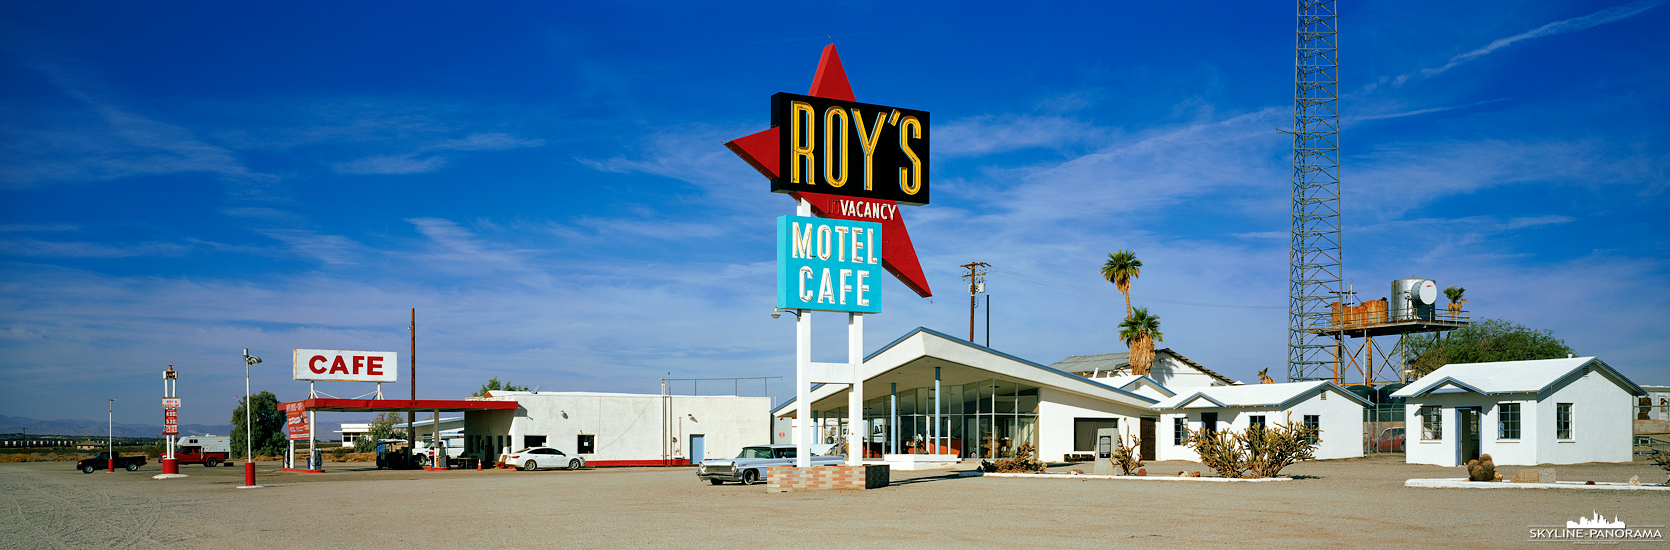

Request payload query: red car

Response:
[1369,427,1405,452]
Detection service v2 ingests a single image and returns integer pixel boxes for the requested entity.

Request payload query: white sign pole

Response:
[795,197,812,469]
[846,312,863,467]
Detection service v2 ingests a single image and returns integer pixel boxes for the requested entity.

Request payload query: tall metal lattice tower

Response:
[1287,0,1342,381]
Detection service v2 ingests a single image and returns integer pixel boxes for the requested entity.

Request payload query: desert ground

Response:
[1,455,1664,549]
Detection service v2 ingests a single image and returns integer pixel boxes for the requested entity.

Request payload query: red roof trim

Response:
[276,398,518,412]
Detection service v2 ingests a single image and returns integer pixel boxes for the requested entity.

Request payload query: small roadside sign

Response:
[162,398,181,408]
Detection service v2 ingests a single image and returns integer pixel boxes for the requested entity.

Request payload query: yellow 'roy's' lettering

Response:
[898,115,922,195]
[790,101,816,185]
[823,107,849,188]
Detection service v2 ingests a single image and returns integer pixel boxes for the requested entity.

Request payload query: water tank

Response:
[1346,385,1376,404]
[1390,278,1438,321]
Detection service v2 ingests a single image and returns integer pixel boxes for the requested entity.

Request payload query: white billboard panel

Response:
[292,349,399,383]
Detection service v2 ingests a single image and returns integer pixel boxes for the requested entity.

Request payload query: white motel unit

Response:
[462,391,770,466]
[1151,381,1370,462]
[1392,356,1645,467]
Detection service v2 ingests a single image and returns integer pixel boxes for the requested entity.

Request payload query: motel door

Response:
[1457,408,1481,464]
[1139,417,1157,461]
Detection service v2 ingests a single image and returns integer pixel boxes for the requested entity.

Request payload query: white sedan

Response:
[506,447,585,471]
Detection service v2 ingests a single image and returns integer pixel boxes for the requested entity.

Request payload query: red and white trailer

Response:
[175,436,233,467]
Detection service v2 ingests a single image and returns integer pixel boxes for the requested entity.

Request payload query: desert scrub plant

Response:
[1109,434,1145,475]
[981,441,1046,473]
[1649,450,1670,485]
[1466,454,1500,482]
[1242,414,1321,478]
[1184,427,1246,478]
[1185,415,1321,478]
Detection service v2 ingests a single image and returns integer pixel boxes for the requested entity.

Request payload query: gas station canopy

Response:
[275,398,518,413]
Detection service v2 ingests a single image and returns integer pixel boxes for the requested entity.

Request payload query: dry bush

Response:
[1109,434,1145,475]
[337,452,376,463]
[981,442,1045,473]
[0,453,35,463]
[1241,416,1320,478]
[1648,451,1670,485]
[1184,427,1246,478]
[1466,454,1499,482]
[1185,415,1320,479]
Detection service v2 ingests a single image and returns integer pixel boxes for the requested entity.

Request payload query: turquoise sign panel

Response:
[777,215,883,313]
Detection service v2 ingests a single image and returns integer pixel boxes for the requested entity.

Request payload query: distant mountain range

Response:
[0,414,345,440]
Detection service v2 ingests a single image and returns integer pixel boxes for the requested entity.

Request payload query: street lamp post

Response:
[241,349,262,488]
[107,399,115,473]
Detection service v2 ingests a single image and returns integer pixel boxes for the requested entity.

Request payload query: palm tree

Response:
[1444,286,1468,319]
[1118,308,1164,376]
[1257,368,1275,384]
[1101,250,1142,318]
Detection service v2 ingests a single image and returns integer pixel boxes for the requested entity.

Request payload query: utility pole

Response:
[408,308,417,453]
[960,262,989,342]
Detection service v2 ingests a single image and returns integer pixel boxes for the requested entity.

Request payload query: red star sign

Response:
[726,45,933,298]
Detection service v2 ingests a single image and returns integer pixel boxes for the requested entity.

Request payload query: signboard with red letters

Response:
[285,401,310,441]
[292,349,398,383]
[163,408,178,435]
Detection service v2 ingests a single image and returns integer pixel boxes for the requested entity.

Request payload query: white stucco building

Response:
[1151,381,1370,462]
[1391,357,1645,467]
[463,392,770,466]
[1054,349,1238,391]
[773,327,1245,464]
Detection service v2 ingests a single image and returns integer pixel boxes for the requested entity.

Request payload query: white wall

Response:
[1037,387,1150,462]
[1156,391,1365,463]
[1147,355,1229,389]
[1536,370,1634,465]
[1404,370,1637,467]
[465,393,768,465]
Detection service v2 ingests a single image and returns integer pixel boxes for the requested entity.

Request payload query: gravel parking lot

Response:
[2,455,1664,549]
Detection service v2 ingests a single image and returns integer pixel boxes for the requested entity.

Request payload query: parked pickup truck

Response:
[697,444,844,485]
[78,451,147,473]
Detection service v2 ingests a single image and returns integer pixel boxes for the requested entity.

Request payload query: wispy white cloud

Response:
[332,132,545,175]
[334,154,448,175]
[1421,0,1665,79]
[1365,0,1666,91]
[936,114,1109,157]
[0,238,190,258]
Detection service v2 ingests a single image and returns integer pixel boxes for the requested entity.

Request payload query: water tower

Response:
[1302,277,1469,386]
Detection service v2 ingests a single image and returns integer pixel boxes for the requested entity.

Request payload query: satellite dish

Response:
[1416,280,1437,304]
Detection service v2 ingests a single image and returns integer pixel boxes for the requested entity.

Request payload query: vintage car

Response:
[697,444,843,485]
[1369,426,1405,452]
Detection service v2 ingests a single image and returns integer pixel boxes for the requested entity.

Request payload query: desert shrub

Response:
[1109,434,1145,476]
[1185,427,1246,478]
[1185,415,1320,479]
[337,452,376,463]
[0,453,34,463]
[1648,451,1669,485]
[981,442,1045,473]
[1466,454,1499,482]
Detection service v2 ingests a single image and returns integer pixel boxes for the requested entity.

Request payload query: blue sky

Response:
[2,1,1666,427]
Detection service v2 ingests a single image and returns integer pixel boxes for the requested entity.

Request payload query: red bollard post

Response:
[108,457,114,473]
[162,458,178,475]
[243,461,256,487]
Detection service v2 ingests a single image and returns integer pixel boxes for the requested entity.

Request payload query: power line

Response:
[985,267,1283,310]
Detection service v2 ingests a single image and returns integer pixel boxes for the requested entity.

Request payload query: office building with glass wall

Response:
[773,327,1164,463]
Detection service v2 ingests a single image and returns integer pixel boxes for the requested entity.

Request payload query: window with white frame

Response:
[1420,406,1442,440]
[1302,415,1320,444]
[1249,415,1266,430]
[1497,403,1521,440]
[1173,417,1186,445]
[1556,403,1573,439]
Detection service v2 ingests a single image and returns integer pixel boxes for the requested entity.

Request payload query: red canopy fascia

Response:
[276,398,518,413]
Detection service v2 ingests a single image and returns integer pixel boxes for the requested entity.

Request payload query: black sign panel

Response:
[771,92,929,205]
